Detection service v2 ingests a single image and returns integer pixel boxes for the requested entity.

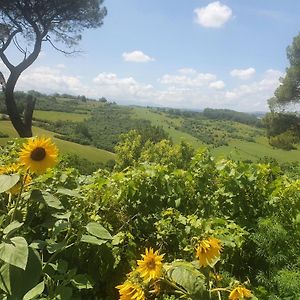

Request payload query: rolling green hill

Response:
[1,94,299,164]
[132,107,300,163]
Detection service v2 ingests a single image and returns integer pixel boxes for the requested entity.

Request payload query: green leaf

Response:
[29,240,47,250]
[80,235,106,246]
[71,274,93,290]
[0,237,28,270]
[46,241,67,254]
[42,192,64,210]
[86,222,112,240]
[0,174,20,193]
[3,221,23,238]
[57,188,81,198]
[23,281,44,300]
[52,212,71,220]
[0,248,42,298]
[165,260,206,297]
[52,220,69,237]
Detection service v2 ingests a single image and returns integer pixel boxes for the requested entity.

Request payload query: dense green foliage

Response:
[0,135,298,299]
[36,105,169,151]
[180,118,259,146]
[266,32,300,149]
[264,112,300,150]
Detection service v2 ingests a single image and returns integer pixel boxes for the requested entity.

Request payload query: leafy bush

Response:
[269,130,299,150]
[0,136,298,299]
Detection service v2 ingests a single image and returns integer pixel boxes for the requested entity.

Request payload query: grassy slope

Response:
[132,107,300,163]
[131,107,204,148]
[0,121,115,163]
[33,110,89,122]
[2,107,299,164]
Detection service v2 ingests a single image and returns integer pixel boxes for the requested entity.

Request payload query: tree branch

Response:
[45,35,81,55]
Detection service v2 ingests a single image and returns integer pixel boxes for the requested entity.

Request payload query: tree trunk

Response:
[4,70,34,137]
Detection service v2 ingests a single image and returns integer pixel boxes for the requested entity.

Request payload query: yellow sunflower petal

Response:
[136,247,164,282]
[19,137,58,174]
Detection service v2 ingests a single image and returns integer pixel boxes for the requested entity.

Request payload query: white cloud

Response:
[15,64,283,111]
[225,69,283,110]
[210,80,225,90]
[230,67,256,80]
[16,66,87,95]
[122,50,155,63]
[159,70,216,87]
[93,72,155,101]
[194,1,232,28]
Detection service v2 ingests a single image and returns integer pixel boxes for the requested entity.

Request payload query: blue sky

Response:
[2,0,300,111]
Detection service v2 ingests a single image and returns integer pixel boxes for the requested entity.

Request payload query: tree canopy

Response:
[0,0,107,137]
[269,32,300,109]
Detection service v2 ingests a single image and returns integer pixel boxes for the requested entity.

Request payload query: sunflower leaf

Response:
[0,174,20,193]
[86,222,112,240]
[0,237,28,270]
[42,192,64,210]
[3,221,23,238]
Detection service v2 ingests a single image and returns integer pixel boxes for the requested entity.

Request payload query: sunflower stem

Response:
[10,171,29,222]
[7,193,12,210]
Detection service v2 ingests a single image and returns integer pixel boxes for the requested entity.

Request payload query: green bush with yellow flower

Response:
[0,132,299,299]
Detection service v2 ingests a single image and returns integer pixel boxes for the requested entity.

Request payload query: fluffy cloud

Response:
[210,80,225,90]
[17,66,87,95]
[159,69,216,87]
[225,69,283,110]
[122,50,155,62]
[14,64,282,111]
[93,72,155,101]
[230,67,256,80]
[194,1,232,28]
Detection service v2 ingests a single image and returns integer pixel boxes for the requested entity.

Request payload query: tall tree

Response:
[270,32,300,109]
[0,0,107,137]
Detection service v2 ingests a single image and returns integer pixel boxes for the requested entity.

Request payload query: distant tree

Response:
[266,32,300,146]
[0,0,107,137]
[270,32,300,108]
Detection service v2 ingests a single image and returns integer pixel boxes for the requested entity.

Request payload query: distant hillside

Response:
[1,91,300,163]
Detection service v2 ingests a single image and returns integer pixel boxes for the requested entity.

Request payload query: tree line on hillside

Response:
[160,107,263,128]
[202,108,263,127]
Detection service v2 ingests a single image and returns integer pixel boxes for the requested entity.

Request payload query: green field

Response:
[132,107,300,163]
[0,120,115,163]
[2,107,300,164]
[33,110,89,122]
[132,107,204,147]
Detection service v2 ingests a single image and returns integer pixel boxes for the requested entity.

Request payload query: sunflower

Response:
[195,237,222,267]
[0,163,31,195]
[116,281,145,300]
[229,286,252,300]
[19,137,58,174]
[137,247,164,282]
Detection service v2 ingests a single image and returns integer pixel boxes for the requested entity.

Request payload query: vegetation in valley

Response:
[1,91,300,163]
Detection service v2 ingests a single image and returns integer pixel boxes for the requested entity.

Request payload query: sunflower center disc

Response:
[30,147,46,161]
[146,259,156,269]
